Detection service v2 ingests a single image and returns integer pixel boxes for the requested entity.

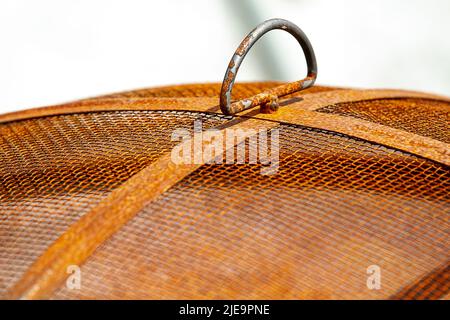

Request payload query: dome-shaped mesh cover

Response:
[0,83,448,300]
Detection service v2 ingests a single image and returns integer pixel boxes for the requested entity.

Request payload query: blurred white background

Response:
[0,0,449,114]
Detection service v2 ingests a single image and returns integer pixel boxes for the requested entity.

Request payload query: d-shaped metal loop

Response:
[220,18,318,115]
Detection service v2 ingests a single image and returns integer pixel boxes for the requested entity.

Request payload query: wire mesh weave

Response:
[0,111,229,295]
[316,98,450,143]
[0,83,448,299]
[52,124,450,299]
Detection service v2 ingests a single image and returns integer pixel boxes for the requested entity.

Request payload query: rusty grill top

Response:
[0,19,449,300]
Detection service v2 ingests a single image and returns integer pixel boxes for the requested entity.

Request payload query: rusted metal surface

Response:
[1,86,449,125]
[1,82,449,299]
[220,18,318,115]
[5,116,278,300]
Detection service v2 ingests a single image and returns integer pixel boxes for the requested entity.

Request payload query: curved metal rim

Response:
[219,18,318,115]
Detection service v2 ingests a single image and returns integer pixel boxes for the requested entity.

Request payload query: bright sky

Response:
[0,0,449,113]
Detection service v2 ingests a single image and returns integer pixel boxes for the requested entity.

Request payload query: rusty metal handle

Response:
[220,18,318,115]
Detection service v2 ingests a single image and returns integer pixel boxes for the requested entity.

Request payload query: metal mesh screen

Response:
[0,111,229,295]
[52,124,450,299]
[1,83,449,300]
[316,98,450,143]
